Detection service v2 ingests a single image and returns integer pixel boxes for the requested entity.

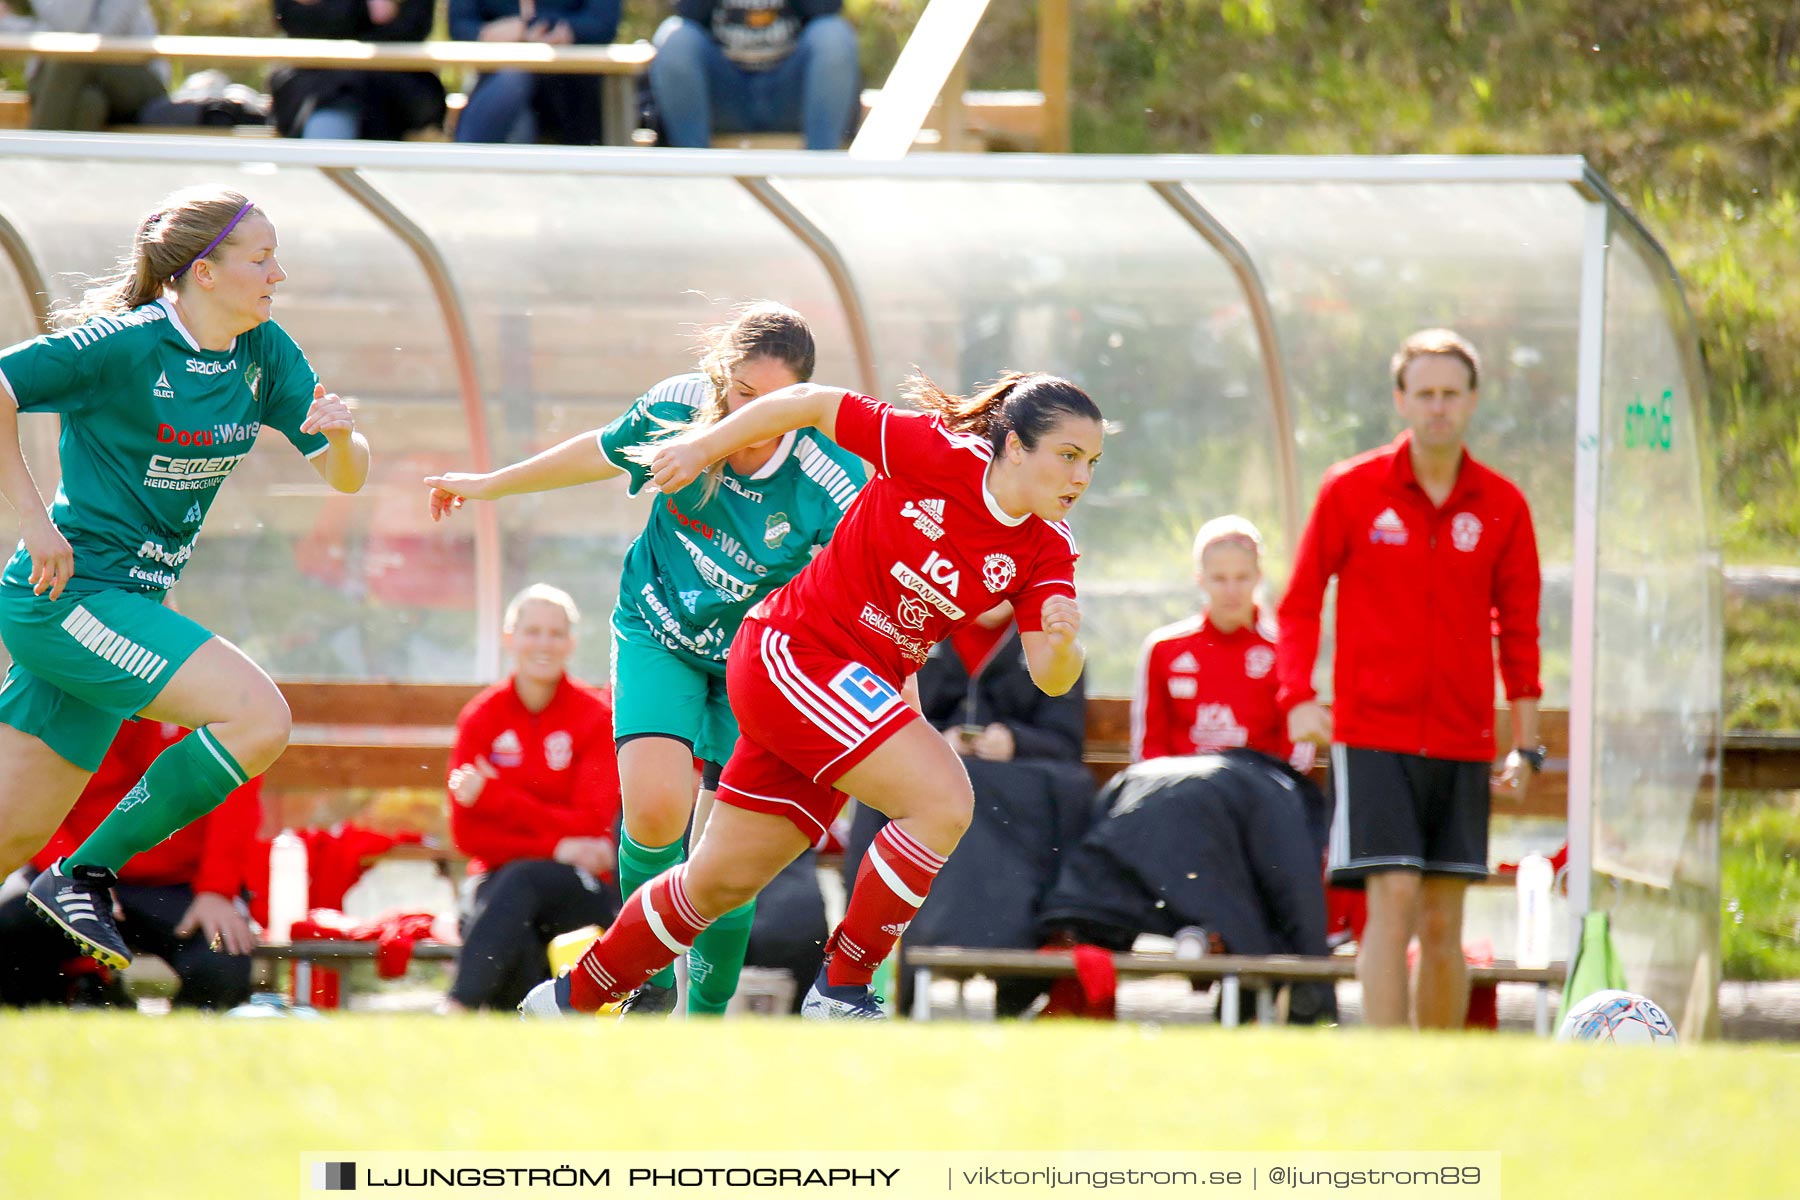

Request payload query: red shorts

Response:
[716,618,916,841]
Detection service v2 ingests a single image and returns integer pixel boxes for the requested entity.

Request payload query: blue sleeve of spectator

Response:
[448,0,488,43]
[562,0,620,44]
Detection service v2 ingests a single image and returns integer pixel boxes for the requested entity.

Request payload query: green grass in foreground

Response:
[2,1015,1797,1198]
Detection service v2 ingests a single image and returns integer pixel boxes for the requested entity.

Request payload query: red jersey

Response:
[33,720,262,898]
[1275,432,1541,761]
[749,393,1079,684]
[448,675,622,876]
[1132,609,1291,762]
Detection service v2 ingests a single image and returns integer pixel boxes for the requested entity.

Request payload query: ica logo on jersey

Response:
[890,550,966,620]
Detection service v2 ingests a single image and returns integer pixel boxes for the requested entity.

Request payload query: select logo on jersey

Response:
[152,371,174,400]
[1370,507,1409,546]
[679,589,702,614]
[1189,704,1248,751]
[982,553,1017,593]
[1451,512,1484,552]
[901,498,946,541]
[891,551,965,620]
[544,730,574,772]
[143,452,248,491]
[896,596,929,630]
[182,502,203,525]
[185,357,237,376]
[830,663,903,721]
[1245,645,1275,679]
[489,729,524,768]
[764,511,790,548]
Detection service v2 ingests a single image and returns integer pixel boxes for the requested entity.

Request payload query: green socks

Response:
[70,726,246,871]
[686,901,755,1015]
[618,831,686,990]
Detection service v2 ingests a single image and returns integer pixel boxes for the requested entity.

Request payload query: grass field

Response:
[3,1014,1798,1198]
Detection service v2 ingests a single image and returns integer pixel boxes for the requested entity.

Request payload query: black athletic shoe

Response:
[27,860,131,971]
[617,979,678,1017]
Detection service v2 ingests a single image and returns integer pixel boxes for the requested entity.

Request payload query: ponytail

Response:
[904,371,1102,455]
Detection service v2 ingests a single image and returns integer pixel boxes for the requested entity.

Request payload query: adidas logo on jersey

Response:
[1170,651,1199,673]
[1369,507,1409,546]
[153,371,174,400]
[901,498,946,541]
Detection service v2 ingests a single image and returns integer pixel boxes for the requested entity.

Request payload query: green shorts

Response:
[610,608,738,768]
[0,586,213,771]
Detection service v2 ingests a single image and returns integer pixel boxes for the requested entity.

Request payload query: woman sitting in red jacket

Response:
[443,584,622,1011]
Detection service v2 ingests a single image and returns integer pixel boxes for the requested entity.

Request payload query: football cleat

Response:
[518,972,577,1018]
[800,966,887,1021]
[27,860,131,971]
[617,979,679,1018]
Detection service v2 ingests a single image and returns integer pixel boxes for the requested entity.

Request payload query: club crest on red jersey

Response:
[1245,645,1275,679]
[1451,511,1483,552]
[982,553,1017,592]
[544,730,574,771]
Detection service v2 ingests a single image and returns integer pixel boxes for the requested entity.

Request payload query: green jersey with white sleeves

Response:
[597,372,865,667]
[0,298,330,596]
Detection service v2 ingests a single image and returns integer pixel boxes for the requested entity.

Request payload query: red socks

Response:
[568,866,711,1012]
[826,823,946,987]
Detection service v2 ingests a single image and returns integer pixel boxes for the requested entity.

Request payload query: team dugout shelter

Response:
[0,136,1719,1035]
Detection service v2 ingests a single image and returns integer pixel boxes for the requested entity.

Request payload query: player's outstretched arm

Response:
[0,387,72,598]
[1020,594,1086,697]
[302,385,371,494]
[643,382,846,494]
[424,430,624,521]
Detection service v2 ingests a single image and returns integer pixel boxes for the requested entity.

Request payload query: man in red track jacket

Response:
[1277,328,1543,1030]
[0,719,261,1008]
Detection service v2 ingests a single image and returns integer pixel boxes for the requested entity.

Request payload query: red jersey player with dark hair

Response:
[1133,514,1311,769]
[523,371,1104,1019]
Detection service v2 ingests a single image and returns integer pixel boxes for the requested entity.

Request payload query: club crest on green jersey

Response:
[245,362,262,401]
[764,512,791,548]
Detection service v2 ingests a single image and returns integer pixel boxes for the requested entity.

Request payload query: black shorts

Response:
[1327,745,1490,886]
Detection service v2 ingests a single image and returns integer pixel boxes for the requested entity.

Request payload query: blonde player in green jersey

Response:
[426,302,864,1016]
[0,186,371,969]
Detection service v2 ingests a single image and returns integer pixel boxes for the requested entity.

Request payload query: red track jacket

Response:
[1276,432,1542,762]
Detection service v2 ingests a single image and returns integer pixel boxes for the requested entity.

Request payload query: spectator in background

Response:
[0,0,166,130]
[443,584,623,1012]
[1277,328,1543,1031]
[271,0,447,140]
[650,0,859,151]
[449,0,620,144]
[0,718,261,1009]
[1133,515,1311,771]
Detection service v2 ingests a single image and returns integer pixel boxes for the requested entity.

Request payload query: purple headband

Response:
[171,201,254,281]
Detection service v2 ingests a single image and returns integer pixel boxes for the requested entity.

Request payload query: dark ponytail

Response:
[903,371,1102,454]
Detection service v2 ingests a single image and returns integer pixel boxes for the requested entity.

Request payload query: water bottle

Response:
[1514,853,1554,968]
[267,829,309,945]
[1172,926,1211,961]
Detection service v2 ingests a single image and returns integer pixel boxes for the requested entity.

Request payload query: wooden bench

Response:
[251,938,460,1005]
[905,945,1570,1034]
[0,33,653,144]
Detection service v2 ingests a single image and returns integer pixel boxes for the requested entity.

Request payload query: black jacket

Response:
[271,0,446,139]
[916,626,1086,763]
[1038,749,1331,960]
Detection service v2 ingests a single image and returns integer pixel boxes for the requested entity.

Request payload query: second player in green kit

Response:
[0,186,372,969]
[427,302,864,1015]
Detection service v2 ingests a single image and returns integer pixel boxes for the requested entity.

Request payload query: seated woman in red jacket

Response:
[443,583,623,1011]
[0,718,261,1008]
[1132,515,1312,770]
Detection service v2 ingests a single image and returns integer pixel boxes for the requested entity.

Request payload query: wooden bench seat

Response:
[904,945,1570,1033]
